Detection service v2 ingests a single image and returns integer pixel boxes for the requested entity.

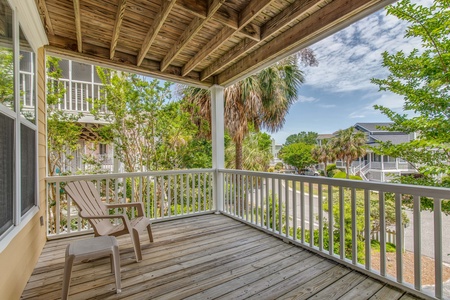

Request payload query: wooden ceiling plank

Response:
[160,0,225,72]
[110,0,127,60]
[201,0,325,81]
[136,0,177,66]
[36,0,55,35]
[175,0,207,19]
[182,0,272,76]
[73,0,82,52]
[217,0,389,86]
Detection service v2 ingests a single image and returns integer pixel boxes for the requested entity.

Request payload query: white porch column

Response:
[211,85,225,213]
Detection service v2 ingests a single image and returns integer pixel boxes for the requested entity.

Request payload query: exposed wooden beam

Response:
[46,36,213,88]
[160,0,225,72]
[182,0,272,76]
[217,0,392,86]
[136,0,177,66]
[36,0,55,36]
[73,0,82,52]
[110,0,127,60]
[201,0,325,81]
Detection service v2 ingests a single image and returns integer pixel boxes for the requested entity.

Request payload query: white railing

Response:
[219,169,449,300]
[48,78,106,114]
[46,169,214,238]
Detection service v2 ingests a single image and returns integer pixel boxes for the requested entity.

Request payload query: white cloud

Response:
[349,112,366,119]
[318,104,336,108]
[302,9,421,94]
[296,95,318,103]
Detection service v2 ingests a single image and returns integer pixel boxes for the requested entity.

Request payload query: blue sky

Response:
[268,2,430,144]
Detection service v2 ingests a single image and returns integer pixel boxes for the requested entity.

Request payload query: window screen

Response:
[0,113,14,236]
[21,124,36,216]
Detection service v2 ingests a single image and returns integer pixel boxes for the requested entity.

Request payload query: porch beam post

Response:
[211,85,225,213]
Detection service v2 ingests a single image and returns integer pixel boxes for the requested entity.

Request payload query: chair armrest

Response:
[105,202,145,217]
[80,212,128,221]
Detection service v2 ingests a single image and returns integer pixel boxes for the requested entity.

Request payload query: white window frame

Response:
[0,0,41,251]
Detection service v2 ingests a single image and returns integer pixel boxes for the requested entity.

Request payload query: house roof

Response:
[354,122,396,133]
[35,0,396,88]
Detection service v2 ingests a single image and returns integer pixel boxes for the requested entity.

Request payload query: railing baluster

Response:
[278,177,282,234]
[203,173,206,212]
[56,182,61,234]
[328,184,333,256]
[161,176,165,217]
[301,181,305,244]
[146,176,150,218]
[180,174,184,215]
[197,173,200,213]
[237,174,241,217]
[255,176,259,226]
[309,182,314,247]
[266,177,269,230]
[351,188,357,264]
[285,179,289,238]
[379,192,386,276]
[246,175,249,222]
[272,177,276,232]
[413,195,421,290]
[250,176,254,224]
[364,189,371,270]
[339,186,344,260]
[318,183,323,251]
[293,180,297,241]
[191,173,195,213]
[395,192,403,282]
[168,176,172,217]
[434,197,443,299]
[153,176,157,219]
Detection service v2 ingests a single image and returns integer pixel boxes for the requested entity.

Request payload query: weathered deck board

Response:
[22,214,424,300]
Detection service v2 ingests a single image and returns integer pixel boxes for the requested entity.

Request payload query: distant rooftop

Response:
[354,122,397,133]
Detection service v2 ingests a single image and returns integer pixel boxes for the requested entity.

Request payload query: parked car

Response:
[298,168,319,176]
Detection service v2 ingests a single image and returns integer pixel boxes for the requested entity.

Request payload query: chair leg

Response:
[147,223,153,243]
[111,244,121,293]
[131,229,142,262]
[62,253,75,300]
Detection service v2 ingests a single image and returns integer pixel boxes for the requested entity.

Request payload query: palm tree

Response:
[332,127,367,179]
[181,55,304,169]
[311,142,336,177]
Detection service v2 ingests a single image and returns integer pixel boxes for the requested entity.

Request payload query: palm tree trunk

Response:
[235,140,243,170]
[346,160,350,179]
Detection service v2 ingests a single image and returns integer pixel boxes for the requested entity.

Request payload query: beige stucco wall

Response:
[0,47,47,299]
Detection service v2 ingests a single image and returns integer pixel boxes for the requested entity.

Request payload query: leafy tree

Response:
[285,131,318,146]
[0,48,14,109]
[181,54,312,170]
[371,0,450,181]
[225,131,273,171]
[312,141,337,177]
[278,142,316,171]
[332,127,367,179]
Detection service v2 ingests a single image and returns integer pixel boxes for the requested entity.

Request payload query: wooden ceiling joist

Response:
[73,0,82,52]
[160,0,225,72]
[36,0,55,36]
[110,0,127,60]
[181,0,273,76]
[136,0,177,66]
[200,0,326,81]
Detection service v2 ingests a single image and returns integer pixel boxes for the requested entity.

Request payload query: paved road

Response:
[265,179,450,264]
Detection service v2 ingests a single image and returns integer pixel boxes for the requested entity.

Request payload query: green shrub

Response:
[329,168,341,177]
[326,164,337,176]
[371,240,396,252]
[332,171,362,180]
[274,162,283,171]
[268,167,275,172]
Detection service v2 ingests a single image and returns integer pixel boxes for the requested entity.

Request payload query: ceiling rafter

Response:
[181,0,274,77]
[175,1,260,41]
[217,0,387,86]
[110,0,127,60]
[136,0,177,67]
[160,0,225,72]
[200,0,326,81]
[36,0,55,36]
[73,0,82,52]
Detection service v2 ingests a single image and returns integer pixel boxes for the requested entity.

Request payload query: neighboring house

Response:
[48,58,116,173]
[318,123,417,182]
[270,138,283,167]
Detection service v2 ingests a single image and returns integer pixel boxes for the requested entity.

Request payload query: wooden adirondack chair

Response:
[64,180,153,262]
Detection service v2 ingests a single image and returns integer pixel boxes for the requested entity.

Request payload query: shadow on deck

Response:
[22,214,423,299]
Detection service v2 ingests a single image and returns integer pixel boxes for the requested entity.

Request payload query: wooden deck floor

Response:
[22,214,423,300]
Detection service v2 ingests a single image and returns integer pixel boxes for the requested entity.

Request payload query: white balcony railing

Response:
[46,169,449,300]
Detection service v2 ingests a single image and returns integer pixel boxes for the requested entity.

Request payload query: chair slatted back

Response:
[64,181,113,235]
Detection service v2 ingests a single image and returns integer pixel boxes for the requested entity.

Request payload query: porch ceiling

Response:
[35,0,395,88]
